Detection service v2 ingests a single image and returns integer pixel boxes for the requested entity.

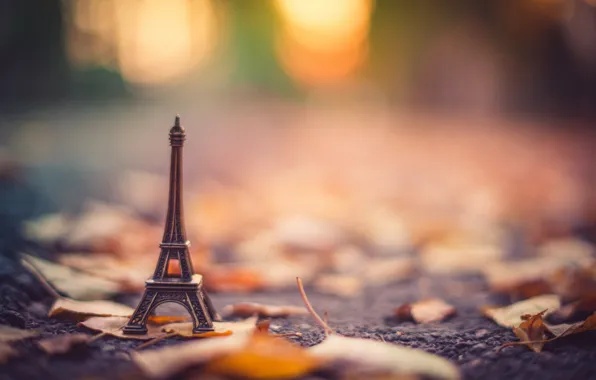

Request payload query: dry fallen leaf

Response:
[205,332,319,379]
[49,297,134,322]
[421,241,504,274]
[549,265,596,302]
[274,215,343,252]
[500,311,596,352]
[80,316,257,341]
[310,335,460,380]
[314,274,363,298]
[482,245,595,300]
[24,213,71,246]
[357,208,412,254]
[364,257,416,285]
[545,311,596,339]
[512,310,549,353]
[161,317,258,338]
[0,325,39,364]
[549,293,596,322]
[482,294,561,327]
[79,316,164,341]
[537,238,595,266]
[204,266,266,293]
[222,302,308,318]
[21,254,122,300]
[66,201,161,256]
[395,298,456,324]
[38,333,91,355]
[133,334,252,379]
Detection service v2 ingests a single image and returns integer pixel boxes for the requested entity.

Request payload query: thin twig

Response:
[323,311,329,338]
[275,332,303,338]
[135,333,176,351]
[88,323,127,344]
[21,257,61,299]
[296,277,333,335]
[497,336,559,352]
[88,332,108,344]
[497,323,580,352]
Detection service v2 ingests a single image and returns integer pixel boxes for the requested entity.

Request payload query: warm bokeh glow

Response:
[278,36,367,88]
[116,0,217,85]
[274,0,373,87]
[275,0,371,50]
[66,0,219,86]
[67,0,118,66]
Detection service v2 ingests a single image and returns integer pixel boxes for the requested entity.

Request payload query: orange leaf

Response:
[204,267,265,293]
[222,302,308,318]
[205,333,319,379]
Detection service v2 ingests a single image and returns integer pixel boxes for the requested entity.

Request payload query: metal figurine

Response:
[123,115,219,335]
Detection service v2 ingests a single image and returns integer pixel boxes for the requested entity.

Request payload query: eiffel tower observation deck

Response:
[123,116,218,335]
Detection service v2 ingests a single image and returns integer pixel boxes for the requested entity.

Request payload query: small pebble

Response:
[101,345,116,352]
[475,329,489,338]
[472,343,488,353]
[466,359,483,367]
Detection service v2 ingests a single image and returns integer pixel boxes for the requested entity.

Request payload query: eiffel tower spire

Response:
[163,115,187,244]
[123,115,218,335]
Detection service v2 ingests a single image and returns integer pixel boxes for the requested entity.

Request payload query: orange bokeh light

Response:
[66,0,219,86]
[274,0,374,87]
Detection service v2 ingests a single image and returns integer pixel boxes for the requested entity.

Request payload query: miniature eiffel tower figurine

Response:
[123,115,218,335]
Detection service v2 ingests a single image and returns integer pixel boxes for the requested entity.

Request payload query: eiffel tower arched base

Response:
[123,275,217,335]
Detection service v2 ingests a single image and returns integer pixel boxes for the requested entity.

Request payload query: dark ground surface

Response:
[2,253,596,380]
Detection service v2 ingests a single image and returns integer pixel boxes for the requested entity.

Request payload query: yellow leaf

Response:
[147,315,189,324]
[205,333,319,380]
[161,317,258,338]
[79,316,165,341]
[80,316,257,341]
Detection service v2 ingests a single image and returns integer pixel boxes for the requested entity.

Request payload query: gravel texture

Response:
[2,254,596,380]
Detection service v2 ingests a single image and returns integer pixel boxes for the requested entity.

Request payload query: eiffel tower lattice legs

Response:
[123,278,214,335]
[123,116,219,335]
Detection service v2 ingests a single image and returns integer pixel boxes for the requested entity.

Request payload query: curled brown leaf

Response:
[395,298,456,324]
[222,302,308,318]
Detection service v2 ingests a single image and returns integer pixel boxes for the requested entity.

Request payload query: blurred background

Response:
[1,0,596,295]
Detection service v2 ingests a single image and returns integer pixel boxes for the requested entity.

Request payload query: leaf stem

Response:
[135,333,176,351]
